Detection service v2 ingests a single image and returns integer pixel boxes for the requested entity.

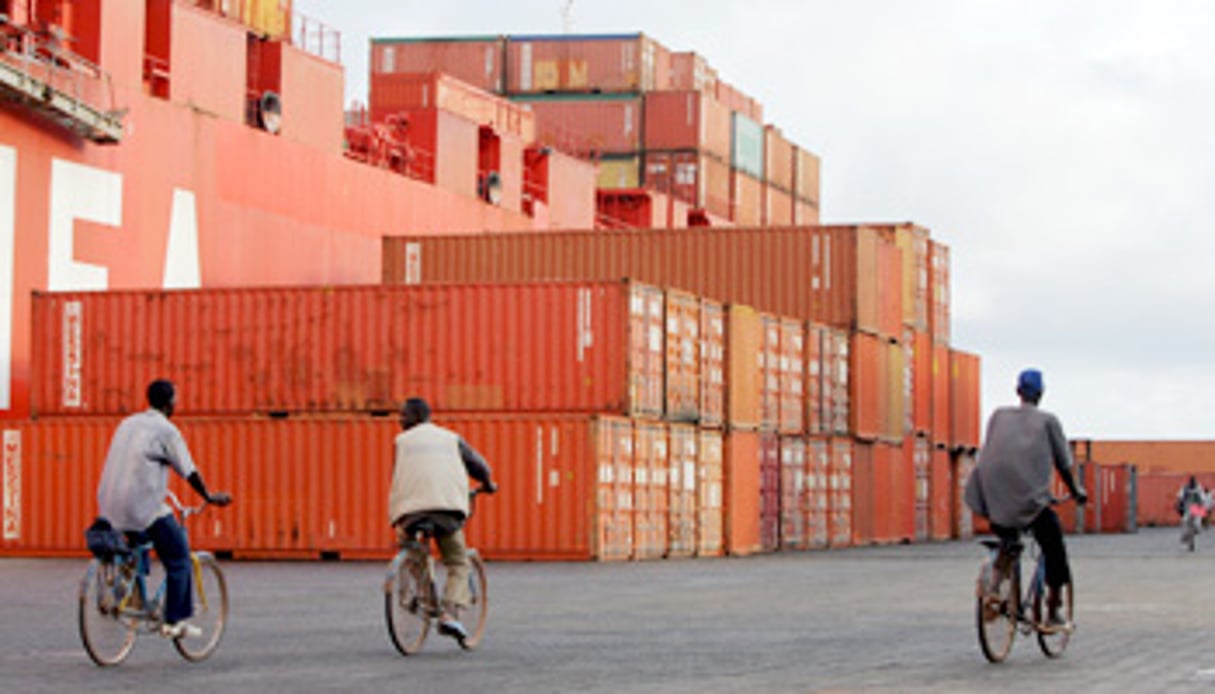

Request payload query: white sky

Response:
[294,1,1215,440]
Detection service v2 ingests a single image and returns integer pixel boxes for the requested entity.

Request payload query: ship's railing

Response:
[293,11,340,63]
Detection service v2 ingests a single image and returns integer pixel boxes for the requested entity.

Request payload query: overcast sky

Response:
[294,1,1215,440]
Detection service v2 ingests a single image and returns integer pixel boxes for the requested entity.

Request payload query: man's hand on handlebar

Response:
[208,491,233,507]
[1073,487,1089,506]
[482,481,499,495]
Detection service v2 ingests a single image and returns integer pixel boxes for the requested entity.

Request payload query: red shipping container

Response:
[727,305,763,430]
[911,330,932,435]
[851,333,904,442]
[763,184,794,227]
[644,151,732,221]
[730,170,763,226]
[664,289,700,423]
[668,51,718,93]
[929,240,951,345]
[805,323,826,436]
[931,342,951,443]
[517,94,641,155]
[699,300,726,428]
[596,189,660,229]
[369,72,536,143]
[371,37,506,94]
[928,445,952,540]
[30,281,667,418]
[806,437,830,549]
[949,349,982,449]
[395,107,481,196]
[1137,471,1206,528]
[824,329,851,435]
[829,437,854,547]
[724,429,761,556]
[876,234,905,340]
[633,421,669,559]
[779,436,807,550]
[763,125,794,192]
[759,432,781,552]
[698,429,725,557]
[910,437,931,542]
[668,424,699,558]
[506,33,670,94]
[643,91,732,162]
[851,440,874,546]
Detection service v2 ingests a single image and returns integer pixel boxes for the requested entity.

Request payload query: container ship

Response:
[0,1,1139,560]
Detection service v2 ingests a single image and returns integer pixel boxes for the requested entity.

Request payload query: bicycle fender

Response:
[384,552,410,594]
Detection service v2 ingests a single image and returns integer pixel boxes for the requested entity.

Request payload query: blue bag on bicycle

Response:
[84,517,128,559]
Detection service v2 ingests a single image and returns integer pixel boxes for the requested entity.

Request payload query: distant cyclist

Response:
[95,379,232,639]
[388,397,497,644]
[1176,476,1212,544]
[964,368,1087,628]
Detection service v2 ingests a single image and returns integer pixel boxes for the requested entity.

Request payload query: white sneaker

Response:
[161,621,203,639]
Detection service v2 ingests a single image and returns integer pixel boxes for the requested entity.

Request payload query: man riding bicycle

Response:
[964,368,1087,628]
[95,379,231,639]
[388,397,497,644]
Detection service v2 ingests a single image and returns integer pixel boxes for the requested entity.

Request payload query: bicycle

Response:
[78,494,229,666]
[974,504,1074,663]
[384,487,492,655]
[1179,498,1209,552]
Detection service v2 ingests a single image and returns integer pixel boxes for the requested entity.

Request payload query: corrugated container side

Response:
[850,332,882,441]
[806,436,830,549]
[894,224,930,331]
[1085,441,1215,475]
[779,436,807,550]
[698,299,726,428]
[371,37,506,93]
[912,331,932,435]
[828,437,854,547]
[667,51,718,93]
[665,290,701,422]
[506,34,666,94]
[931,342,951,443]
[370,72,536,142]
[805,324,826,435]
[31,282,666,418]
[793,146,821,206]
[727,305,763,429]
[825,329,851,435]
[930,240,951,345]
[877,235,905,339]
[928,445,952,540]
[516,94,642,155]
[1136,471,1204,527]
[697,428,725,556]
[949,349,981,449]
[760,314,781,431]
[884,341,906,442]
[643,91,732,162]
[851,440,874,546]
[643,151,731,221]
[763,184,794,227]
[779,318,806,434]
[633,421,669,559]
[596,189,655,229]
[729,170,763,226]
[724,429,761,556]
[667,424,699,557]
[730,112,764,179]
[759,432,781,552]
[763,125,794,191]
[794,199,820,226]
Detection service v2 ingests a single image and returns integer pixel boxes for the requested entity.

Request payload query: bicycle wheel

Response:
[386,554,432,656]
[976,562,1016,663]
[1035,581,1073,657]
[458,552,489,650]
[174,554,228,662]
[79,559,137,666]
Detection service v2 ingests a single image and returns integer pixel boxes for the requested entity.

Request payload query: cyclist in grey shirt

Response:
[964,368,1087,627]
[96,380,231,639]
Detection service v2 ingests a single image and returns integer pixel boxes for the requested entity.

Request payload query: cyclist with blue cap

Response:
[964,368,1088,628]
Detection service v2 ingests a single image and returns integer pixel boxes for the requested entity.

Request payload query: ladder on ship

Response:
[0,13,124,144]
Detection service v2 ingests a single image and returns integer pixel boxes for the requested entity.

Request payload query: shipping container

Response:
[929,240,951,345]
[760,314,781,431]
[371,36,506,93]
[793,146,821,207]
[633,421,669,559]
[539,147,600,229]
[699,300,727,428]
[596,154,643,189]
[730,112,764,179]
[850,333,904,442]
[824,329,851,435]
[928,446,952,540]
[828,437,854,547]
[667,51,717,94]
[729,170,763,226]
[369,71,536,142]
[393,107,482,196]
[1082,441,1215,475]
[727,304,763,430]
[505,33,670,94]
[714,80,763,124]
[515,93,642,155]
[794,199,820,226]
[852,440,874,546]
[805,323,827,436]
[665,290,701,422]
[806,436,830,549]
[890,224,930,331]
[949,349,981,449]
[596,189,663,229]
[763,184,794,227]
[759,432,781,553]
[779,436,807,550]
[667,424,699,557]
[724,429,761,556]
[698,428,725,556]
[1135,471,1212,527]
[931,343,951,444]
[643,91,732,162]
[383,225,907,341]
[763,125,794,192]
[643,151,732,221]
[911,330,932,436]
[779,318,806,434]
[31,281,667,418]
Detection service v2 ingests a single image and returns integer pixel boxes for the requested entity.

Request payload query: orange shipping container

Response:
[910,436,931,542]
[794,199,820,226]
[1136,471,1211,527]
[30,281,666,418]
[643,91,732,162]
[851,441,874,546]
[763,125,794,191]
[729,170,763,226]
[793,146,821,207]
[667,424,699,557]
[910,330,932,436]
[369,72,536,142]
[931,343,952,443]
[697,429,724,556]
[828,437,854,547]
[891,224,930,331]
[516,94,642,155]
[633,421,669,560]
[805,323,827,436]
[850,333,904,442]
[727,304,763,430]
[928,446,952,540]
[665,290,701,422]
[763,184,794,227]
[505,33,670,94]
[824,329,851,435]
[371,37,506,93]
[779,318,806,434]
[806,437,830,549]
[760,433,781,552]
[714,80,763,123]
[949,349,982,449]
[699,300,726,428]
[667,51,718,93]
[760,315,782,431]
[724,429,761,556]
[779,436,807,550]
[643,151,732,221]
[1083,440,1215,475]
[929,240,951,345]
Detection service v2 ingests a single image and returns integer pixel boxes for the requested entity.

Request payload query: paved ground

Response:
[1,526,1212,693]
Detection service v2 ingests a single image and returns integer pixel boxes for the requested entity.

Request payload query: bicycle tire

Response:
[173,553,228,662]
[1035,581,1073,657]
[386,553,432,656]
[976,561,1016,663]
[78,559,138,667]
[458,552,489,650]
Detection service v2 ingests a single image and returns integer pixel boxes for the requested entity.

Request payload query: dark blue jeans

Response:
[991,506,1070,590]
[130,514,193,625]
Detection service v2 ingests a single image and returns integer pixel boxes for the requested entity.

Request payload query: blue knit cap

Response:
[1017,369,1044,397]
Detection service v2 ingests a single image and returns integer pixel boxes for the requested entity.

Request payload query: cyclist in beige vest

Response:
[389,398,496,644]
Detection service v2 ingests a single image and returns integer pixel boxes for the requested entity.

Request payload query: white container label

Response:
[403,242,421,285]
[62,301,82,408]
[3,430,19,540]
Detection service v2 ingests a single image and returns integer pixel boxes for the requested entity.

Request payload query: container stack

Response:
[368,33,822,230]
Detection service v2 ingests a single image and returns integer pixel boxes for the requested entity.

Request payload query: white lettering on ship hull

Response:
[164,188,201,289]
[0,146,14,409]
[48,158,122,291]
